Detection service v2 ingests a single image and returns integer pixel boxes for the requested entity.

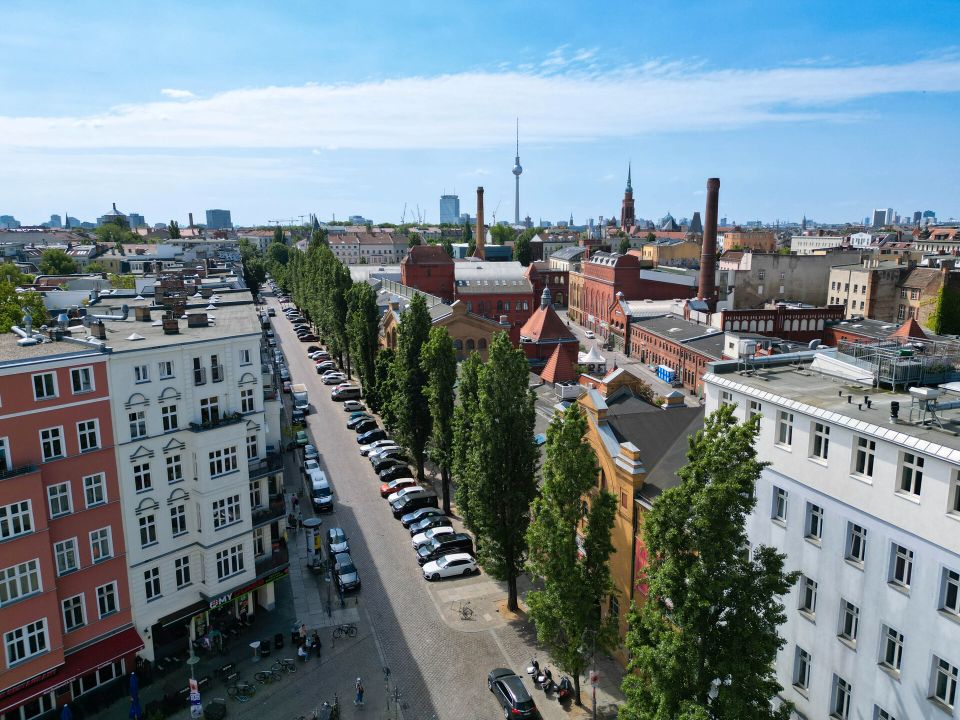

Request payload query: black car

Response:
[353,419,379,434]
[333,552,360,592]
[393,490,439,519]
[346,414,374,430]
[327,527,349,555]
[416,532,472,565]
[488,668,537,719]
[401,506,445,528]
[379,465,414,482]
[372,454,408,473]
[357,428,388,445]
[409,515,452,537]
[291,409,305,425]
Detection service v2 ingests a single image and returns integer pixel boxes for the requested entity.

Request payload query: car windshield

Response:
[330,529,345,543]
[316,486,331,497]
[436,556,451,568]
[336,555,355,573]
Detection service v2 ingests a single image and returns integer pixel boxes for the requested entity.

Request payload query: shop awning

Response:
[0,627,144,713]
[157,599,210,629]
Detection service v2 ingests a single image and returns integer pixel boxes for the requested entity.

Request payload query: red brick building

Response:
[715,304,846,343]
[524,261,569,307]
[629,315,725,395]
[400,245,455,301]
[0,344,140,717]
[453,261,535,343]
[519,288,578,373]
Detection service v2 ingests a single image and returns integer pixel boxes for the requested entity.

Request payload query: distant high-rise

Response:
[885,208,895,225]
[440,194,460,225]
[913,211,923,224]
[206,209,233,230]
[512,119,523,225]
[872,209,888,227]
[49,214,62,228]
[128,213,146,228]
[620,163,635,230]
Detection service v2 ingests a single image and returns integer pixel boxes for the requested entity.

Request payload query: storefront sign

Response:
[208,567,289,610]
[0,665,63,702]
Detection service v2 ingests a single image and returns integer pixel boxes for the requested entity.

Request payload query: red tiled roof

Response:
[403,244,453,264]
[541,343,579,384]
[888,317,929,340]
[519,302,576,343]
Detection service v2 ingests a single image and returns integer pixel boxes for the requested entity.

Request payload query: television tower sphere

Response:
[513,162,523,177]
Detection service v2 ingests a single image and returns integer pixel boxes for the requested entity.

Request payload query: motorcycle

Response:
[534,667,554,692]
[525,659,540,678]
[556,676,573,703]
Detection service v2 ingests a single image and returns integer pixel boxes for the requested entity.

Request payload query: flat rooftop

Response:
[707,354,960,458]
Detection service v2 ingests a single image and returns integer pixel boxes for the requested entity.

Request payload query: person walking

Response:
[291,493,299,513]
[354,677,364,706]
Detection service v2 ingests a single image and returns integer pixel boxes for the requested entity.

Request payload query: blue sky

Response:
[1,0,959,227]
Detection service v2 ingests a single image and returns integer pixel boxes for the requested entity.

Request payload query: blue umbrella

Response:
[128,672,143,720]
[60,705,72,720]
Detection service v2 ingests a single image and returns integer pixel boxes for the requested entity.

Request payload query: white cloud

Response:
[160,88,195,99]
[1,57,958,151]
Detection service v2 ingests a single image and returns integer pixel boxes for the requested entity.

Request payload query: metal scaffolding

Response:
[836,338,960,390]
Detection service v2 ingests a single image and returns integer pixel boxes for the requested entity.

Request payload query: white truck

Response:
[292,383,309,414]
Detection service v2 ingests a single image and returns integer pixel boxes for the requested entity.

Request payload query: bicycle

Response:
[273,657,298,674]
[227,680,257,701]
[331,623,357,639]
[255,669,281,684]
[452,599,473,620]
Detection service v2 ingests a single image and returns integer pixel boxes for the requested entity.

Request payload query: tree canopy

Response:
[238,240,267,296]
[39,249,78,275]
[94,223,137,245]
[388,293,433,479]
[168,221,181,239]
[0,283,47,334]
[347,283,381,406]
[618,237,632,255]
[513,227,538,265]
[490,224,516,246]
[421,326,457,513]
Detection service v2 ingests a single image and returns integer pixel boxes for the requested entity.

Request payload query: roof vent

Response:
[90,321,107,340]
[126,333,145,341]
[187,313,209,328]
[134,306,152,322]
[162,317,179,335]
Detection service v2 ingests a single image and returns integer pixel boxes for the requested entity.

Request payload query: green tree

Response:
[0,264,34,285]
[513,227,536,266]
[441,235,454,257]
[490,224,516,246]
[462,222,474,256]
[373,347,396,419]
[238,240,267,296]
[620,405,799,720]
[0,283,47,334]
[168,221,181,239]
[526,403,618,705]
[408,232,422,248]
[39,249,78,275]
[268,242,290,266]
[108,274,136,289]
[311,227,329,246]
[94,223,137,245]
[389,293,433,479]
[420,326,457,514]
[618,237,632,255]
[460,332,538,610]
[273,226,286,245]
[347,283,380,406]
[645,231,656,243]
[85,262,105,273]
[452,351,483,525]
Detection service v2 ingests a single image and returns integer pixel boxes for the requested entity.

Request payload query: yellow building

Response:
[379,298,510,361]
[637,239,702,266]
[577,370,703,662]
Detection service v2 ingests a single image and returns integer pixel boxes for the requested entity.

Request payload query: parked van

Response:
[416,533,474,565]
[309,470,333,512]
[331,385,362,401]
[391,489,439,518]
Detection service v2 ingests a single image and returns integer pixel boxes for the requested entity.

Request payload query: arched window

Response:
[466,339,476,351]
[477,338,487,350]
[454,339,464,358]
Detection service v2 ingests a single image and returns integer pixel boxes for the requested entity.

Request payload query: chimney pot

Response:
[134,306,152,322]
[90,321,107,340]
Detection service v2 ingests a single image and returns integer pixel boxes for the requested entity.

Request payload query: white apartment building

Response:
[790,235,846,255]
[92,294,286,661]
[704,352,960,720]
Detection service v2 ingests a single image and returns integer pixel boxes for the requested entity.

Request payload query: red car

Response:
[380,477,418,498]
[283,381,292,393]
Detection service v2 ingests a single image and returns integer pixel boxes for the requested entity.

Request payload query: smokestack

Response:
[474,187,485,259]
[188,212,194,228]
[698,177,720,310]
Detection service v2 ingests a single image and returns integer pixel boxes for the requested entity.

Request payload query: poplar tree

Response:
[452,351,482,527]
[347,283,380,405]
[526,403,618,705]
[420,327,457,513]
[389,293,433,479]
[620,405,799,720]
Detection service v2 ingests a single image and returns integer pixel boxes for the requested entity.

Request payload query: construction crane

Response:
[491,200,502,224]
[401,203,407,225]
[416,205,422,225]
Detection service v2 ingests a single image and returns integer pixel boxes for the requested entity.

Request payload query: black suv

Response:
[416,532,473,565]
[487,668,537,719]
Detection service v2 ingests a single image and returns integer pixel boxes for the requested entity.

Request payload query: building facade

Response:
[452,262,534,342]
[524,261,568,307]
[205,210,232,230]
[439,195,460,225]
[704,356,960,720]
[400,245,455,301]
[0,342,141,718]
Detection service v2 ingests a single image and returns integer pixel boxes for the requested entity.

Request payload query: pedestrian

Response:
[299,623,307,644]
[291,493,299,512]
[354,677,364,706]
[298,511,303,528]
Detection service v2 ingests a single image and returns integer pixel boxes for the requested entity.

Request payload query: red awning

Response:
[0,627,144,713]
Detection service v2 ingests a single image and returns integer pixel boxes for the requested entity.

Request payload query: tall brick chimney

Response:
[474,186,485,259]
[697,177,720,310]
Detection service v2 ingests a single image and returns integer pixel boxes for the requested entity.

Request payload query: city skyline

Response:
[1,0,959,226]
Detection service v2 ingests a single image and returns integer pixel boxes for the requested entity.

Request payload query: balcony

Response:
[0,464,38,481]
[255,543,289,577]
[193,367,207,386]
[188,412,243,433]
[251,496,286,528]
[211,364,225,383]
[248,452,283,481]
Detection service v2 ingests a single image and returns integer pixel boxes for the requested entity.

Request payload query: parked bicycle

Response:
[273,657,298,674]
[227,680,257,701]
[331,623,357,639]
[452,600,473,620]
[254,669,281,684]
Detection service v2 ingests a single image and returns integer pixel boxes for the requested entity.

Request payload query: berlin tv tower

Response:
[512,118,523,225]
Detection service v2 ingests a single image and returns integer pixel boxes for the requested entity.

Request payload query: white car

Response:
[322,373,347,385]
[342,400,365,412]
[584,330,595,339]
[303,459,320,474]
[369,446,405,465]
[411,526,455,549]
[422,553,478,581]
[360,440,397,456]
[387,485,422,504]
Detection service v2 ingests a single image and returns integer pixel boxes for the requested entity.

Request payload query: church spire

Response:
[626,162,632,193]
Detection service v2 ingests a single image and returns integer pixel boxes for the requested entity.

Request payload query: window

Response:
[170,504,187,536]
[845,523,867,565]
[253,527,265,555]
[90,527,112,562]
[793,647,811,690]
[144,567,161,600]
[139,514,157,547]
[54,539,78,575]
[209,447,238,477]
[4,619,48,666]
[830,675,852,719]
[748,400,762,419]
[159,360,174,379]
[160,404,178,432]
[897,305,906,321]
[128,411,146,439]
[213,495,241,529]
[0,501,33,540]
[898,452,924,497]
[900,288,908,298]
[62,594,85,632]
[166,454,184,484]
[134,364,150,383]
[239,349,252,366]
[81,473,106,508]
[200,397,219,423]
[720,390,734,408]
[33,372,57,400]
[133,463,152,492]
[776,410,793,447]
[799,575,817,616]
[810,422,830,460]
[71,367,94,393]
[211,355,224,383]
[940,568,960,616]
[758,270,766,280]
[96,582,117,617]
[0,559,41,605]
[805,503,823,542]
[175,556,191,588]
[950,473,960,515]
[933,657,959,708]
[874,706,896,720]
[853,436,876,478]
[40,427,65,461]
[47,482,72,518]
[889,543,914,589]
[216,544,245,580]
[240,388,255,414]
[838,599,860,642]
[77,419,99,452]
[246,434,259,460]
[911,288,920,300]
[879,625,903,672]
[772,487,788,524]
